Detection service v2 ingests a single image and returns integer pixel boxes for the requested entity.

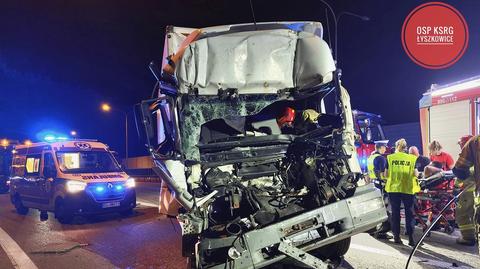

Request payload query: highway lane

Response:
[0,183,477,269]
[0,183,185,269]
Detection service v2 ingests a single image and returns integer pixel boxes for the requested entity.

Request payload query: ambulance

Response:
[9,139,136,223]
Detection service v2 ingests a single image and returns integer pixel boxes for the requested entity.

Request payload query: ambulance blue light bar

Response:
[44,135,56,141]
[43,135,70,142]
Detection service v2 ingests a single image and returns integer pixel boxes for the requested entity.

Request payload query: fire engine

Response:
[419,76,480,158]
[352,110,387,172]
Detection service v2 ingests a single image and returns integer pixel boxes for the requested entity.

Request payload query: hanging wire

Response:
[325,8,333,50]
[249,0,257,29]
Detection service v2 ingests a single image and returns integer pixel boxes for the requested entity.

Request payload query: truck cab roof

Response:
[164,21,336,95]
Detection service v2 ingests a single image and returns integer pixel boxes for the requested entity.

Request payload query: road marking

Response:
[350,243,402,257]
[0,227,38,269]
[137,201,159,208]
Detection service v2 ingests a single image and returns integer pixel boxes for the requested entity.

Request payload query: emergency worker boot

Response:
[408,235,415,247]
[393,235,402,244]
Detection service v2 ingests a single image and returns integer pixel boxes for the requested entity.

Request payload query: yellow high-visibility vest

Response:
[367,153,381,180]
[386,152,419,194]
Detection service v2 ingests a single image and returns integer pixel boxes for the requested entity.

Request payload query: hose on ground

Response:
[405,182,476,269]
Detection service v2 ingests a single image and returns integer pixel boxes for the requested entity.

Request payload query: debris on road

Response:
[31,243,89,255]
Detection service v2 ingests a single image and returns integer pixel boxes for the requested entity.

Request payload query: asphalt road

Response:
[0,183,477,269]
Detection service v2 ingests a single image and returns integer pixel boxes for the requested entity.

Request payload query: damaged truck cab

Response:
[138,22,387,268]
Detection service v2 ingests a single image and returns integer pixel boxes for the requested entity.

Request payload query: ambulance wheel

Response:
[310,237,351,260]
[13,195,29,215]
[55,200,73,224]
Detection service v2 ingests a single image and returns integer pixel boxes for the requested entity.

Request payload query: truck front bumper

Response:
[198,184,387,269]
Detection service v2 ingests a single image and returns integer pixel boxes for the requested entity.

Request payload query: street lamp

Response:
[1,139,9,148]
[318,0,370,63]
[24,140,32,146]
[334,11,370,62]
[100,103,129,160]
[101,103,111,112]
[70,130,77,137]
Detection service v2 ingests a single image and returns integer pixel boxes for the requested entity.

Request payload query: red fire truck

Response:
[419,76,480,158]
[352,110,387,172]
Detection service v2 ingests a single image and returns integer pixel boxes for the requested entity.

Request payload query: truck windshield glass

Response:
[56,151,121,173]
[357,119,385,143]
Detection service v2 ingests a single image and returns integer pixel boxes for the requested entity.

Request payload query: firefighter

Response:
[453,135,477,246]
[367,140,391,239]
[385,138,419,246]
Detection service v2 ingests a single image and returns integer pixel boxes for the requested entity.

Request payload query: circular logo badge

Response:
[74,142,92,150]
[402,2,468,69]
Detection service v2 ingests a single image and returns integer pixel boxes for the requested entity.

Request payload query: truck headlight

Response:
[66,180,87,193]
[125,178,135,188]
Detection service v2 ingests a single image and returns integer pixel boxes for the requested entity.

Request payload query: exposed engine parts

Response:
[194,130,359,237]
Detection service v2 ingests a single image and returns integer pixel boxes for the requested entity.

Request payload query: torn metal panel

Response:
[176,29,298,95]
[168,22,335,95]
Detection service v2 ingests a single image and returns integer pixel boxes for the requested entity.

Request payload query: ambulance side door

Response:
[21,154,43,208]
[36,151,56,209]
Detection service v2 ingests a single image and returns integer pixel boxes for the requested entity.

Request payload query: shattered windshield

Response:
[180,95,280,160]
[56,151,122,173]
[178,86,335,161]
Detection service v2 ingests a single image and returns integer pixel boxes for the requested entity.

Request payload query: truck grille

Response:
[87,182,126,202]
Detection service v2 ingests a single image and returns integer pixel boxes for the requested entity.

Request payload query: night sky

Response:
[1,0,479,157]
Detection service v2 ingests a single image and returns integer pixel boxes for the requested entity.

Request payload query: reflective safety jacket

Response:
[386,152,419,194]
[367,153,381,180]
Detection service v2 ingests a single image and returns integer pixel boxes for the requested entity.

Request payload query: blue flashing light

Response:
[95,186,105,192]
[361,158,367,165]
[115,185,123,191]
[43,134,71,142]
[44,135,56,141]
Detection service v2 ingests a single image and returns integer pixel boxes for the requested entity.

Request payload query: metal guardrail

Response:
[125,168,162,183]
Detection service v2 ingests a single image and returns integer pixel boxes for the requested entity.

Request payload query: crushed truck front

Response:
[138,22,387,268]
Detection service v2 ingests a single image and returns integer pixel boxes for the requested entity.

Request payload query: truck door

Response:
[135,96,177,157]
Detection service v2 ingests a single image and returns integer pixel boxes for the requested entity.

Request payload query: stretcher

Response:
[415,171,457,234]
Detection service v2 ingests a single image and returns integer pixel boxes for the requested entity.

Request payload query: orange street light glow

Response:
[24,140,32,146]
[1,139,9,147]
[101,103,111,112]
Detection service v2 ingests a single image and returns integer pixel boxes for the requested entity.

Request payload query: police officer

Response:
[454,135,476,246]
[367,140,388,186]
[367,140,391,239]
[385,138,419,246]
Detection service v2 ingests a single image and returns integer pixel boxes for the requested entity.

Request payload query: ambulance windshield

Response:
[56,151,121,173]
